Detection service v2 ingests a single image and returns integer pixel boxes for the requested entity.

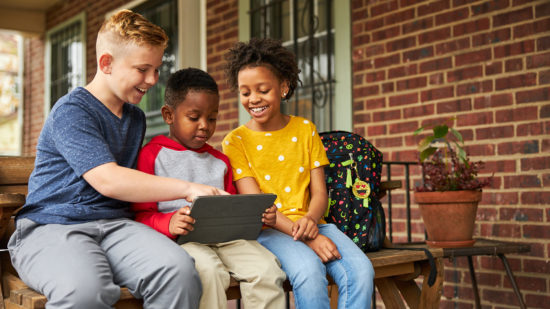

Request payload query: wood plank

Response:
[0,157,34,186]
[374,263,415,279]
[374,278,407,309]
[419,258,444,309]
[395,279,421,309]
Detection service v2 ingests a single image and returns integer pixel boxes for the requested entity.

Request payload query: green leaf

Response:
[456,146,467,163]
[433,125,449,139]
[418,136,435,150]
[450,127,463,143]
[413,126,424,136]
[420,147,437,162]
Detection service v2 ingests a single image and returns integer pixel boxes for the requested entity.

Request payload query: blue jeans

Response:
[258,223,374,309]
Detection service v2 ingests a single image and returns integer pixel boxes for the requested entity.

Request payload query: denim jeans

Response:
[258,223,374,309]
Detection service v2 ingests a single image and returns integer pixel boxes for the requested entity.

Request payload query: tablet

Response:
[176,193,277,245]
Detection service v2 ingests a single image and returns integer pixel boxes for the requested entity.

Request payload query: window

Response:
[134,0,178,139]
[249,0,335,131]
[46,12,86,109]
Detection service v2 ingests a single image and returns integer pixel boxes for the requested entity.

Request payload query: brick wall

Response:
[351,0,549,308]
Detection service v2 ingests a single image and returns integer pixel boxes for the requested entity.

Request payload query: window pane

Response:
[135,0,178,140]
[49,20,83,107]
[249,0,334,131]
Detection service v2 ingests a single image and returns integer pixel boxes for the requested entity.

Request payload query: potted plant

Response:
[413,118,491,248]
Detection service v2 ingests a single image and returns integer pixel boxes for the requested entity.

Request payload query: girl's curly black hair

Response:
[224,37,301,100]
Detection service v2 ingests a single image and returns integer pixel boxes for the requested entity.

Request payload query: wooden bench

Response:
[1,156,444,309]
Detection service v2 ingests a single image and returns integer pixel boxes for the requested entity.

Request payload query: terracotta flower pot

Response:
[414,190,482,248]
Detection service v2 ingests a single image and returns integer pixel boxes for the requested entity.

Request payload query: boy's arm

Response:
[83,162,228,203]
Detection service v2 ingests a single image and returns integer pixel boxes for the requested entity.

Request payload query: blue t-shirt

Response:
[16,87,146,224]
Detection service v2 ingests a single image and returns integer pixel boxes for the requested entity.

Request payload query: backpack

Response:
[319,131,386,252]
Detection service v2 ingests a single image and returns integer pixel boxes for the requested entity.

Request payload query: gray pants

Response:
[8,218,202,309]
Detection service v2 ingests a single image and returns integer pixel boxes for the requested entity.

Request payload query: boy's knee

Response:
[48,277,119,309]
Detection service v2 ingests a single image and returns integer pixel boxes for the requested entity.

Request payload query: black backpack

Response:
[320,131,386,252]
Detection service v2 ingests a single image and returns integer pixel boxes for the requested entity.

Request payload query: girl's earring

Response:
[282,92,287,98]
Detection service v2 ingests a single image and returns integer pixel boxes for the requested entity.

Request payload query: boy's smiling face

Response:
[162,91,219,149]
[107,43,164,106]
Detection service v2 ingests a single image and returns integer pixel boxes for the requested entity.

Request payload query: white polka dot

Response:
[299,166,304,173]
[236,168,242,174]
[284,186,291,192]
[224,140,229,145]
[237,135,242,139]
[312,131,315,136]
[265,175,271,181]
[290,208,297,212]
[265,133,272,136]
[303,120,309,124]
[292,137,298,142]
[278,155,285,161]
[248,162,251,167]
[257,145,263,151]
[276,203,282,209]
[314,161,320,167]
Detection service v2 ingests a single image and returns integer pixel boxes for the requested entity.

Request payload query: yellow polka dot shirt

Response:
[222,116,329,222]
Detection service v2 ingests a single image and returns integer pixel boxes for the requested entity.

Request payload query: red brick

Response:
[494,39,535,58]
[382,82,395,93]
[374,136,403,148]
[396,76,427,91]
[477,125,514,140]
[521,156,550,171]
[418,0,450,16]
[354,85,379,97]
[504,175,542,188]
[500,207,543,222]
[516,87,550,104]
[420,57,452,73]
[389,93,418,106]
[384,8,415,26]
[537,35,550,51]
[374,53,400,69]
[505,58,523,72]
[513,17,550,38]
[403,47,434,61]
[419,27,451,45]
[435,7,470,26]
[437,98,472,114]
[540,69,550,84]
[457,111,493,126]
[465,144,495,156]
[373,26,401,42]
[485,223,522,238]
[371,1,398,17]
[482,192,518,205]
[353,112,371,124]
[367,124,387,136]
[527,51,550,69]
[447,65,483,82]
[364,17,384,32]
[517,121,550,136]
[429,72,444,85]
[373,109,401,122]
[402,17,433,35]
[496,106,538,123]
[457,80,493,96]
[498,140,540,155]
[353,99,365,111]
[403,104,435,118]
[386,36,416,52]
[366,97,386,110]
[388,64,417,79]
[473,28,511,47]
[521,191,550,204]
[366,70,386,82]
[485,61,502,75]
[389,121,418,134]
[523,259,550,274]
[421,86,454,102]
[524,224,550,239]
[542,104,550,118]
[353,33,371,46]
[471,0,511,16]
[435,38,470,55]
[536,1,550,18]
[453,18,490,37]
[495,73,537,90]
[493,7,533,27]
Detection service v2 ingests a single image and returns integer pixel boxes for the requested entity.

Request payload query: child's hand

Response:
[183,183,229,202]
[292,215,318,241]
[169,206,195,236]
[304,234,341,263]
[262,205,277,226]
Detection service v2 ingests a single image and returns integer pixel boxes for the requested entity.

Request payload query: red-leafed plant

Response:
[413,118,492,192]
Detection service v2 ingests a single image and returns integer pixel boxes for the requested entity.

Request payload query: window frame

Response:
[238,0,351,131]
[44,11,87,118]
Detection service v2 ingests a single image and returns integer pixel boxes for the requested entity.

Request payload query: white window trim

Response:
[237,0,352,131]
[44,11,86,118]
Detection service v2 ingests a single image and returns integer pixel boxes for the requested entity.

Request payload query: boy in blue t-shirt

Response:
[8,10,226,308]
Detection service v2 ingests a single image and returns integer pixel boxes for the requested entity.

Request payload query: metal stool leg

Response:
[467,256,481,309]
[498,254,527,309]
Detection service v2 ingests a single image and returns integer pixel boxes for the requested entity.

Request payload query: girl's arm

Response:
[292,167,328,240]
